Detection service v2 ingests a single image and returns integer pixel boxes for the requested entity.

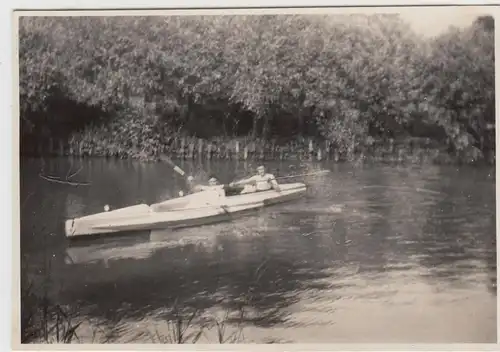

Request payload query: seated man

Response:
[185,175,227,209]
[188,176,223,193]
[230,165,281,194]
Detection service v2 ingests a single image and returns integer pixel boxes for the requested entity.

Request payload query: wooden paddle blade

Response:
[173,166,186,176]
[160,154,186,177]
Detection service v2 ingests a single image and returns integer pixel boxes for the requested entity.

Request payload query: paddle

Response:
[103,155,189,212]
[272,169,330,182]
[159,154,186,177]
[231,169,331,185]
[159,154,203,197]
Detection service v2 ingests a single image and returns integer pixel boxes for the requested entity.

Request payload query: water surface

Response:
[20,157,497,343]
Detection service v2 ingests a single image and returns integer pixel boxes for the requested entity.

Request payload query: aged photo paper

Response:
[11,3,499,350]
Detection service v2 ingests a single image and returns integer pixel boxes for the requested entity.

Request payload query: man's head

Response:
[208,177,219,186]
[257,165,265,176]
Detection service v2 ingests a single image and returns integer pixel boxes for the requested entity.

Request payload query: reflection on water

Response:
[20,157,496,343]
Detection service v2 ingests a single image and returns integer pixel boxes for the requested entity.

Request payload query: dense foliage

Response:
[18,14,495,163]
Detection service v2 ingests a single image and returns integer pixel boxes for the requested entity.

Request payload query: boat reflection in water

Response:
[63,194,351,268]
[64,228,218,267]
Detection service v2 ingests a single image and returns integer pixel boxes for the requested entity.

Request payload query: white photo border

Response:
[5,1,499,351]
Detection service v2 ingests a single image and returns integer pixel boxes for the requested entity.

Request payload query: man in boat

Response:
[187,175,224,193]
[185,175,229,211]
[229,165,281,193]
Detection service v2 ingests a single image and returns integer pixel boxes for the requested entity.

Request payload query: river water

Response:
[20,157,496,344]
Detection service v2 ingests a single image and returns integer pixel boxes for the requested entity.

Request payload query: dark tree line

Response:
[19,14,495,163]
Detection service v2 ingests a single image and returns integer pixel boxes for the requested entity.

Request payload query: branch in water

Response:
[39,173,90,186]
[21,191,35,209]
[39,161,90,186]
[67,165,83,180]
[65,163,83,180]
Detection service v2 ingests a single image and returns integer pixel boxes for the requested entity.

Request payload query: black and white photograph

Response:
[15,5,497,345]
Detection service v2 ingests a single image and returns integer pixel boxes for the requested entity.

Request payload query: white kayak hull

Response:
[65,182,307,238]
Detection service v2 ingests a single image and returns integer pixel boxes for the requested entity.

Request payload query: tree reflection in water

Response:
[20,158,496,343]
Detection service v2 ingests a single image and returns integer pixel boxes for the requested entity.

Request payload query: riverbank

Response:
[20,135,493,166]
[19,15,495,170]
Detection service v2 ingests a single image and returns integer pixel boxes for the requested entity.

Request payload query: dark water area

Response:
[20,157,497,343]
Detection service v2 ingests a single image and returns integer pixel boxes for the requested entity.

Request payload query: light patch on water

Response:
[240,268,496,343]
[84,273,493,344]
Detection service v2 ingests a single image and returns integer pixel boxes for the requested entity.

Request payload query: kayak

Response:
[64,182,307,238]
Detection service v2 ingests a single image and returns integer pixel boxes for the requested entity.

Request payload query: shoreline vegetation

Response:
[22,274,247,344]
[20,135,493,166]
[21,252,262,344]
[19,14,495,166]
